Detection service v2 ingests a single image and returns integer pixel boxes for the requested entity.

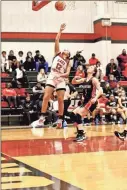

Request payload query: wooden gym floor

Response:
[1,125,127,190]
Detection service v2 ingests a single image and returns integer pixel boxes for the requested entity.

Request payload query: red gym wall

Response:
[94,18,127,43]
[1,19,127,43]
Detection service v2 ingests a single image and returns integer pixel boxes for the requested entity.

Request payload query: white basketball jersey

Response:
[51,53,68,74]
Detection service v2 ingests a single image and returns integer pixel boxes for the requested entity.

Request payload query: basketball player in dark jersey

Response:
[114,90,127,140]
[72,65,103,142]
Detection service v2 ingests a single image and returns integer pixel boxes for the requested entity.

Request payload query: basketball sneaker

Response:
[30,116,45,128]
[114,130,127,141]
[56,119,63,129]
[74,130,87,142]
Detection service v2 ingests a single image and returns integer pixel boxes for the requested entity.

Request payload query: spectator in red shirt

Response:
[16,84,29,106]
[75,65,85,78]
[89,53,99,65]
[117,49,127,72]
[92,94,108,124]
[2,83,17,108]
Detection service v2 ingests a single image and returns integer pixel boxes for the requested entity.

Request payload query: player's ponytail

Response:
[93,67,97,77]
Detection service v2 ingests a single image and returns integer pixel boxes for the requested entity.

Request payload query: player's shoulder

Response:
[53,52,61,61]
[92,77,99,83]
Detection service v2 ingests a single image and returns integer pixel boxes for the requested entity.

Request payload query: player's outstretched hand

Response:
[60,23,66,31]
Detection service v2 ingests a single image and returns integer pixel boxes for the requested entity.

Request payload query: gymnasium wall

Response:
[1,1,127,72]
[1,42,100,67]
[1,1,96,33]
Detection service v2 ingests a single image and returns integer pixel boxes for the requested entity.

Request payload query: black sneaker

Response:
[74,133,87,142]
[114,131,127,141]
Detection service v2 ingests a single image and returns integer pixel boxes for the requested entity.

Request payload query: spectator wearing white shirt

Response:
[17,51,25,65]
[37,68,47,84]
[13,62,25,86]
[1,51,8,72]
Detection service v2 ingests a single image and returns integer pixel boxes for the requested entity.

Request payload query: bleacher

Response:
[1,69,127,127]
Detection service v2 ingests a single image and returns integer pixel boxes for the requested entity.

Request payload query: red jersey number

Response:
[56,63,62,71]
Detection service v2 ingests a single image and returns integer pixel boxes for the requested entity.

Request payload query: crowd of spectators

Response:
[1,49,127,125]
[1,50,48,74]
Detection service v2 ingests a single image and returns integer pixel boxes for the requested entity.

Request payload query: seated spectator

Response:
[75,65,85,78]
[113,83,124,97]
[13,62,26,87]
[117,49,127,72]
[17,51,25,65]
[8,50,17,72]
[92,93,108,124]
[24,52,35,71]
[108,75,117,89]
[8,50,17,62]
[64,78,78,118]
[103,82,112,97]
[89,53,99,65]
[16,84,29,106]
[106,94,119,124]
[2,83,17,108]
[106,59,120,80]
[36,92,57,125]
[49,91,58,113]
[21,95,37,125]
[117,90,127,124]
[34,50,47,72]
[37,68,47,84]
[32,82,44,102]
[95,62,104,81]
[72,51,86,70]
[1,51,8,72]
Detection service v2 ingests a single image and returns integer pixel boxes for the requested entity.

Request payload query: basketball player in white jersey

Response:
[31,23,71,129]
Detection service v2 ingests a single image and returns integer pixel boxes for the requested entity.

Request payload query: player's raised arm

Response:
[92,78,103,100]
[55,23,66,56]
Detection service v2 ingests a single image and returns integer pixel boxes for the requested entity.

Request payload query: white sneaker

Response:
[30,116,45,128]
[56,119,63,129]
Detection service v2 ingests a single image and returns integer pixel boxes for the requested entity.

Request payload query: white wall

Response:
[94,1,127,19]
[111,44,127,60]
[2,1,127,73]
[1,1,96,33]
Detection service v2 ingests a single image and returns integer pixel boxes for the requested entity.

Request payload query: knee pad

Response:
[70,112,77,122]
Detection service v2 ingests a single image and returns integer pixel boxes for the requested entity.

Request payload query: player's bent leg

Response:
[73,107,89,142]
[74,113,87,142]
[30,85,54,128]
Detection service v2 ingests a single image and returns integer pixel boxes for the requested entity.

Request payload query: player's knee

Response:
[70,112,77,122]
[76,114,82,125]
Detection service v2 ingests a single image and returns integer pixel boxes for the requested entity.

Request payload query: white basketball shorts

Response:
[46,73,66,91]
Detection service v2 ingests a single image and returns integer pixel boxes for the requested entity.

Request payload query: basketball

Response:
[55,1,66,11]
